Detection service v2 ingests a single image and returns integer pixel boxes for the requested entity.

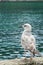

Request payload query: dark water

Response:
[0,2,43,60]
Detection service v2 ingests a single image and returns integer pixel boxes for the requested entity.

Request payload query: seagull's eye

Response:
[24,25,27,27]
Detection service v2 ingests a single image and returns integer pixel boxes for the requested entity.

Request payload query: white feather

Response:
[21,23,36,52]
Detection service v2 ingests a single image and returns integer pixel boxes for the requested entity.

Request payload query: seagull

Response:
[21,23,41,57]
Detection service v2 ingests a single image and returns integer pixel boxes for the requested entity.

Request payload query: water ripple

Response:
[0,10,43,59]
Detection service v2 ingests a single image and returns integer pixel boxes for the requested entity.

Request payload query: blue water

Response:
[0,10,43,60]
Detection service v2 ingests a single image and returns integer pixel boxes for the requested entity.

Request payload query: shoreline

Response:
[0,57,43,65]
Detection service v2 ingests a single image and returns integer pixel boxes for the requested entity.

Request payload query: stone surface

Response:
[0,57,43,65]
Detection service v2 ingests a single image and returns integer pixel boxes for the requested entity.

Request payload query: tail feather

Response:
[29,49,42,57]
[35,50,42,57]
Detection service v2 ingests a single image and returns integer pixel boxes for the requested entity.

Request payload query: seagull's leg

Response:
[29,49,35,61]
[33,49,35,57]
[33,52,35,57]
[30,52,33,62]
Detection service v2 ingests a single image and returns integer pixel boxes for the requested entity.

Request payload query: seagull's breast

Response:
[21,31,36,50]
[21,34,31,49]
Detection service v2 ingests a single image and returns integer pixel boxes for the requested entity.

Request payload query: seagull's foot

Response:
[21,57,27,60]
[30,57,33,62]
[21,57,28,62]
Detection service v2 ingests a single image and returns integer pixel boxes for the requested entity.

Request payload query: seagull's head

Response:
[22,23,32,32]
